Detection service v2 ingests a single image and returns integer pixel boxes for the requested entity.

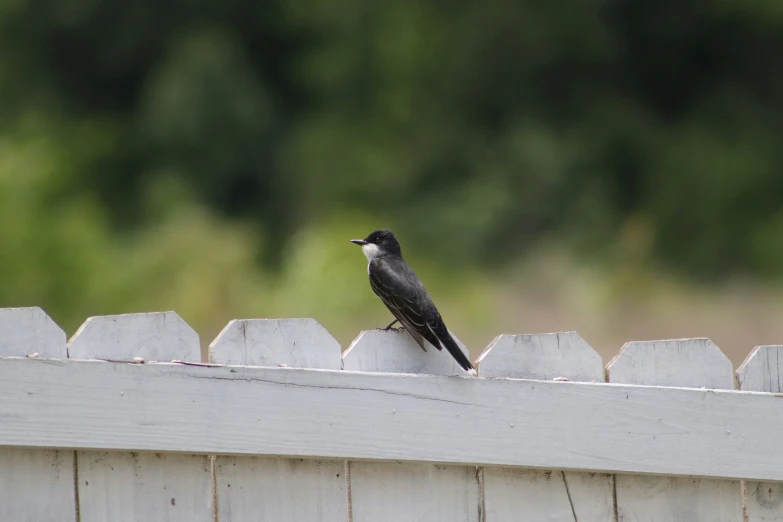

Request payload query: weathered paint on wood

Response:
[3,309,783,520]
[476,331,603,382]
[77,452,212,522]
[0,307,75,522]
[350,462,479,522]
[68,311,200,362]
[738,345,783,522]
[607,337,735,389]
[614,475,742,522]
[210,318,347,521]
[608,338,743,522]
[479,332,614,521]
[71,312,212,522]
[344,328,479,521]
[216,457,347,521]
[342,328,471,376]
[0,306,66,358]
[0,449,75,522]
[1,354,780,481]
[483,469,614,522]
[209,318,342,369]
[737,345,783,393]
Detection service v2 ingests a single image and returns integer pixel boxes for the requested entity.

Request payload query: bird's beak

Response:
[350,239,367,246]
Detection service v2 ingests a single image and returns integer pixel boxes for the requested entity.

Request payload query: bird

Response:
[350,229,476,375]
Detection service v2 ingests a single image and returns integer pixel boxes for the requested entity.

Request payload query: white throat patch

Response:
[361,243,381,261]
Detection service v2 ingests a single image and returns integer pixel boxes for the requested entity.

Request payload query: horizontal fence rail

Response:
[0,306,781,522]
[1,357,782,480]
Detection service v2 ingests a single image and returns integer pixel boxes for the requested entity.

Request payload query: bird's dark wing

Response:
[369,257,474,372]
[369,260,431,351]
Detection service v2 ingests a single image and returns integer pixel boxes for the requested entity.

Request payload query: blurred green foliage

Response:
[1,0,783,344]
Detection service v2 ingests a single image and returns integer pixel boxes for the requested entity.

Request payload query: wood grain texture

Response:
[608,337,743,522]
[479,332,614,522]
[216,457,347,521]
[0,307,74,522]
[607,337,734,389]
[0,449,75,522]
[209,318,341,369]
[342,328,471,376]
[0,306,66,357]
[77,452,212,522]
[476,331,603,381]
[737,345,783,521]
[350,462,479,522]
[344,328,479,522]
[737,345,783,393]
[211,318,347,521]
[1,357,782,481]
[71,312,211,522]
[68,311,200,362]
[615,475,742,522]
[483,469,614,522]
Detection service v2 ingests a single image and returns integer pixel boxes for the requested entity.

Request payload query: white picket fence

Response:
[0,307,782,522]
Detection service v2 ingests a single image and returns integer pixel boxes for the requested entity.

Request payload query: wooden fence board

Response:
[68,311,200,362]
[350,462,479,522]
[3,310,783,520]
[70,312,212,522]
[478,332,614,521]
[210,318,347,522]
[342,328,470,376]
[0,307,75,522]
[1,355,782,481]
[77,452,212,522]
[209,318,341,369]
[738,345,783,522]
[345,328,479,522]
[607,338,742,522]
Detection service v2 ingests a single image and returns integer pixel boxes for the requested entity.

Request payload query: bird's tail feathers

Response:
[435,328,475,374]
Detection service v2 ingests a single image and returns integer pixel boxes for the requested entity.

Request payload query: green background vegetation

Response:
[2,1,783,362]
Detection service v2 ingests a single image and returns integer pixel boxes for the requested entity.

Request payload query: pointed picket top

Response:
[69,313,208,520]
[476,331,603,381]
[343,327,479,521]
[607,337,734,389]
[209,318,341,369]
[0,307,66,358]
[67,311,200,362]
[737,345,783,520]
[341,327,472,376]
[477,331,613,521]
[737,345,783,393]
[210,318,345,519]
[0,309,72,520]
[608,338,741,521]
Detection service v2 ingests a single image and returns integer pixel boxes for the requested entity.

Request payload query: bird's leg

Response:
[381,319,400,331]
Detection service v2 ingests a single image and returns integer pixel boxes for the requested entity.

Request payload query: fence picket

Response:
[3,308,783,520]
[607,338,742,522]
[209,318,348,522]
[0,307,75,522]
[342,328,469,376]
[67,311,200,362]
[737,345,783,522]
[476,331,615,521]
[69,312,212,522]
[0,306,66,358]
[344,328,480,522]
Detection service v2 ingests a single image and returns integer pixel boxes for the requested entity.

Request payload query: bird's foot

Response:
[380,319,400,331]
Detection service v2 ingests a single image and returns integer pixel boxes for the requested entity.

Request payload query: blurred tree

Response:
[1,0,782,279]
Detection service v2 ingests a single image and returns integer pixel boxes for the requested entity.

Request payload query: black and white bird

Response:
[350,229,476,374]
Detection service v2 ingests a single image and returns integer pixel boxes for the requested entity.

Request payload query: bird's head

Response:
[350,229,402,260]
